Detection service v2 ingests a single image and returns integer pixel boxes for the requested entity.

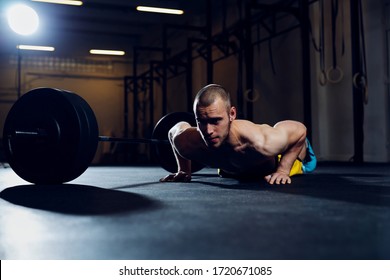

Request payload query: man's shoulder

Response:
[231,120,278,147]
[176,127,207,158]
[181,126,200,135]
[178,127,203,144]
[232,119,271,132]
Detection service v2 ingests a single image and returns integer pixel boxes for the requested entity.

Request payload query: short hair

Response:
[193,84,231,112]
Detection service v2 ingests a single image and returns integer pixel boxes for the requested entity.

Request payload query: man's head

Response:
[193,84,236,148]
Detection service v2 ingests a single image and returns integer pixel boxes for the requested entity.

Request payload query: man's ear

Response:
[229,106,237,121]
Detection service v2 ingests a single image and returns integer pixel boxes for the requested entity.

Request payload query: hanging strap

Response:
[352,0,368,104]
[318,0,327,85]
[327,0,344,83]
[331,0,338,68]
[308,0,326,85]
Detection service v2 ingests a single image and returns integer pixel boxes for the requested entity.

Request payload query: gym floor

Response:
[0,162,389,260]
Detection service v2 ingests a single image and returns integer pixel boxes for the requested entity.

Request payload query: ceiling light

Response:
[31,0,83,6]
[17,45,55,51]
[136,6,184,15]
[89,49,125,56]
[7,4,39,35]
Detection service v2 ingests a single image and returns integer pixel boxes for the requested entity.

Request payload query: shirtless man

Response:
[160,84,317,185]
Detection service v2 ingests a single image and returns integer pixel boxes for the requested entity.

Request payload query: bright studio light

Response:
[136,6,184,15]
[17,45,55,51]
[31,0,83,6]
[7,4,40,35]
[89,49,125,56]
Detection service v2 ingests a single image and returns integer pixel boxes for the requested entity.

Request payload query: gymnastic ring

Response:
[244,88,260,103]
[319,70,327,86]
[353,72,368,104]
[326,66,344,84]
[353,72,367,89]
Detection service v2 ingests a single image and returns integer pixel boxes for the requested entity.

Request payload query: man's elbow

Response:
[300,123,307,140]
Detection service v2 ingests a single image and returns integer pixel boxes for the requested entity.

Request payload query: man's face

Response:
[195,98,236,149]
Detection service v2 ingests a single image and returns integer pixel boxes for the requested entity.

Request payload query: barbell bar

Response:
[10,130,169,144]
[3,87,204,184]
[98,136,168,144]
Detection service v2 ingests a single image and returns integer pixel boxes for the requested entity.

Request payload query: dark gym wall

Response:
[309,0,389,162]
[252,27,304,125]
[0,0,389,164]
[0,55,129,163]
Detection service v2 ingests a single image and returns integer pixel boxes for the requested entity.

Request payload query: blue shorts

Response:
[302,138,317,173]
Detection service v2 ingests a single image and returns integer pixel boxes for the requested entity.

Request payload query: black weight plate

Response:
[61,89,99,182]
[3,88,98,184]
[152,112,205,173]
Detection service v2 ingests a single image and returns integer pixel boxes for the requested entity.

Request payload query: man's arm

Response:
[159,121,193,182]
[260,120,307,184]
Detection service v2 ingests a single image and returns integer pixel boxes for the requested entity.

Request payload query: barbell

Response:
[2,87,204,184]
